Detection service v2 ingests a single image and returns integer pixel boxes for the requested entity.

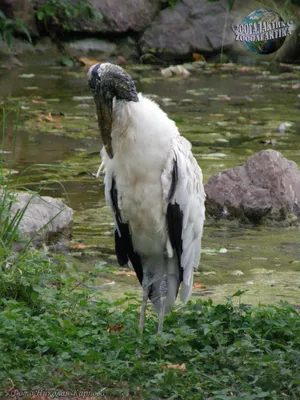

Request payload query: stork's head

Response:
[88,63,139,158]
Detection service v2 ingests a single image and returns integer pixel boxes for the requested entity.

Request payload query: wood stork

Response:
[88,63,205,333]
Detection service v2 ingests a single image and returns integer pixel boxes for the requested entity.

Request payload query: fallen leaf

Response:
[279,63,294,73]
[115,270,136,276]
[25,86,39,90]
[107,324,124,333]
[32,99,47,105]
[45,112,55,122]
[10,56,23,66]
[193,282,207,290]
[291,83,300,89]
[78,56,101,67]
[19,73,35,78]
[164,363,186,371]
[117,55,127,66]
[37,112,62,123]
[101,280,115,286]
[217,95,231,101]
[51,125,64,130]
[70,243,89,249]
[236,66,253,72]
[72,96,93,101]
[192,53,206,62]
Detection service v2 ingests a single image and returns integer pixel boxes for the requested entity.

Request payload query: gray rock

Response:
[9,192,73,245]
[65,38,117,57]
[74,0,161,33]
[140,0,237,58]
[205,150,300,224]
[64,37,139,62]
[0,37,63,67]
[0,0,39,37]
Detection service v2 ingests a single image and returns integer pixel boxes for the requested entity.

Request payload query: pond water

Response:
[1,61,300,307]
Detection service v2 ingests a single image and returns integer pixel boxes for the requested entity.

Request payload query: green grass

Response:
[0,254,299,399]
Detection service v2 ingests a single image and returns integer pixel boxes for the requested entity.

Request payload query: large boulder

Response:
[75,0,161,33]
[9,192,73,245]
[204,150,300,225]
[140,0,237,58]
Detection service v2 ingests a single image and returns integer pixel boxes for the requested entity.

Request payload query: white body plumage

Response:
[100,93,205,312]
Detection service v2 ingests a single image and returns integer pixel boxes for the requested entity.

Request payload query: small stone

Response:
[278,122,292,134]
[231,270,244,276]
[19,74,35,78]
[161,65,190,78]
[219,248,228,254]
[72,96,93,101]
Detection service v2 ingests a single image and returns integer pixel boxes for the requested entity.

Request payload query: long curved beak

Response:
[94,92,113,159]
[89,63,139,159]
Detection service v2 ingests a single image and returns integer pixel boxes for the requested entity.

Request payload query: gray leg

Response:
[157,275,168,333]
[139,282,149,334]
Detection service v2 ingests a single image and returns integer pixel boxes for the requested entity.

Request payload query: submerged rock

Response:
[140,0,237,59]
[9,192,73,245]
[205,150,300,225]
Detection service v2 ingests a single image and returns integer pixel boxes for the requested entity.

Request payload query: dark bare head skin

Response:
[88,63,139,158]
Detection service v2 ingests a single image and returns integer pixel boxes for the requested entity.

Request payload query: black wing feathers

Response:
[110,178,143,285]
[168,156,178,201]
[167,158,184,282]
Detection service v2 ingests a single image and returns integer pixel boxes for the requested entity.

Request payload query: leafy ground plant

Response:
[0,11,31,47]
[32,0,102,33]
[0,257,299,399]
